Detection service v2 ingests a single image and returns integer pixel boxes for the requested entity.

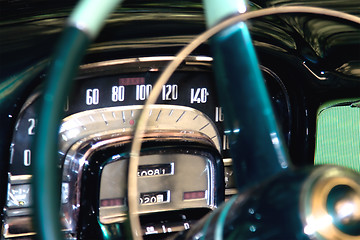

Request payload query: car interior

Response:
[1,0,360,239]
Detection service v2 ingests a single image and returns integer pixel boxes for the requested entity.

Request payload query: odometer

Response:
[139,191,170,205]
[138,163,174,177]
[99,150,222,224]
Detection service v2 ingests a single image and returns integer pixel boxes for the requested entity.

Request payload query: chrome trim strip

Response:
[225,189,238,196]
[2,217,35,239]
[79,56,213,70]
[302,61,327,81]
[9,175,32,183]
[223,158,233,166]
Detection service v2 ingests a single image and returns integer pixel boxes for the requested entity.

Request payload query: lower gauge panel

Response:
[77,144,225,239]
[99,149,222,225]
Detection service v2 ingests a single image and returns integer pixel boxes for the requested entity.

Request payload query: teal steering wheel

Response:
[32,1,360,239]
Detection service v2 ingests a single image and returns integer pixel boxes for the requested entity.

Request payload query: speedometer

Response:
[67,56,229,155]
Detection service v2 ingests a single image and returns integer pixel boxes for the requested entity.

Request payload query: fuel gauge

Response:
[7,184,32,208]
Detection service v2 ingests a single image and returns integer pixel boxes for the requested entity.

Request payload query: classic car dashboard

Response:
[1,0,360,239]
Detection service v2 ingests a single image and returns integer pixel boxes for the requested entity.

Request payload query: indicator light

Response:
[183,191,206,200]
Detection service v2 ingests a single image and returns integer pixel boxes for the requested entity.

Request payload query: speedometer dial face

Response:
[66,60,229,155]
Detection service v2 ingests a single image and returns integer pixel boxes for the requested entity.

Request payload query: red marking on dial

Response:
[129,119,135,125]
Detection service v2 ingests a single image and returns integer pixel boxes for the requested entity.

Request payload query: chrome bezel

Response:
[61,129,217,233]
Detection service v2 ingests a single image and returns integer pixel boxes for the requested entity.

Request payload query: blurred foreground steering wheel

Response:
[32,1,360,239]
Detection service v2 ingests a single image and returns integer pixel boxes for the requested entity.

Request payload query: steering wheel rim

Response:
[32,4,360,240]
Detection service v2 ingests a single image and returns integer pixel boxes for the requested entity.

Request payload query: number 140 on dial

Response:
[190,88,209,104]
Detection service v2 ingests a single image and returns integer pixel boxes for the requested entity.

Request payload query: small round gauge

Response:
[7,184,31,208]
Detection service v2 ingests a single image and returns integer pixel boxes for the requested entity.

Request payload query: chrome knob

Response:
[327,184,360,236]
[302,166,360,240]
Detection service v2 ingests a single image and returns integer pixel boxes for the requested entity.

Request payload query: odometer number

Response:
[139,191,169,205]
[137,163,173,177]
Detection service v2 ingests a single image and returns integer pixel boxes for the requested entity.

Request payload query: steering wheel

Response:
[32,1,360,239]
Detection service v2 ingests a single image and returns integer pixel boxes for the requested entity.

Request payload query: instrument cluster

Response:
[3,56,291,239]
